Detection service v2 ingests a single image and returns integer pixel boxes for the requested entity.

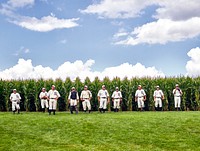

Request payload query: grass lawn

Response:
[0,111,200,151]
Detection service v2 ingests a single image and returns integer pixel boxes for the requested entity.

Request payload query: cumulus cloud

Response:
[154,0,200,21]
[186,47,200,76]
[114,18,200,45]
[81,0,200,20]
[81,0,200,45]
[0,59,165,81]
[0,0,79,32]
[80,0,153,19]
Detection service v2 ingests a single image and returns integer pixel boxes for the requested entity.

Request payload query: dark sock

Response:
[49,109,51,115]
[89,110,91,113]
[53,110,55,115]
[99,108,102,113]
[70,106,73,114]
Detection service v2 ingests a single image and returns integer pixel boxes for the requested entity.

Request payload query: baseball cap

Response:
[52,85,55,87]
[156,86,159,88]
[138,85,142,87]
[175,84,179,87]
[72,87,75,89]
[13,89,17,91]
[116,87,119,90]
[84,85,88,88]
[102,85,105,88]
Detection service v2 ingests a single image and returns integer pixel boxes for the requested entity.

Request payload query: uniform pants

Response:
[99,98,107,109]
[70,99,78,106]
[12,101,20,111]
[41,99,48,108]
[113,99,120,109]
[49,99,57,110]
[174,96,181,108]
[137,98,144,108]
[82,99,91,110]
[155,98,162,108]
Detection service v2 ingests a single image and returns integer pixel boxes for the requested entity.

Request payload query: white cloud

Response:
[81,0,200,20]
[186,47,200,76]
[7,0,34,8]
[80,0,153,19]
[10,15,79,32]
[154,0,200,21]
[0,0,79,32]
[114,17,200,45]
[81,0,200,45]
[0,59,165,81]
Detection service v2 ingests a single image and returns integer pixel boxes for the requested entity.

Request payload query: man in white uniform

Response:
[173,84,183,111]
[10,89,21,114]
[47,85,60,115]
[98,85,110,113]
[80,85,92,113]
[39,88,49,113]
[135,85,146,111]
[153,86,164,111]
[112,87,122,112]
[68,87,79,114]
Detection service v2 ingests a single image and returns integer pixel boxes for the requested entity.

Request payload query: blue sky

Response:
[0,0,200,81]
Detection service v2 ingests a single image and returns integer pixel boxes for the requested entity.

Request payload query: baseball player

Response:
[98,85,110,113]
[111,87,122,112]
[80,85,92,113]
[173,84,183,111]
[39,88,49,113]
[10,89,21,114]
[153,86,164,111]
[47,85,60,115]
[135,85,146,111]
[68,87,79,114]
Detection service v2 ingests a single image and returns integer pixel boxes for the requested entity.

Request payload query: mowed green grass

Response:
[0,111,200,151]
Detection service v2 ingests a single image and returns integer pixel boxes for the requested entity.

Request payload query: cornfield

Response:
[0,76,200,111]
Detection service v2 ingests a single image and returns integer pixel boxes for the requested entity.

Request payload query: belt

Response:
[156,97,161,98]
[114,98,120,99]
[138,96,143,98]
[101,97,107,99]
[83,98,89,99]
[12,100,17,102]
[50,98,56,99]
[175,96,180,97]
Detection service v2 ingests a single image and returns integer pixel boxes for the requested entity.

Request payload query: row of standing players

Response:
[9,84,182,114]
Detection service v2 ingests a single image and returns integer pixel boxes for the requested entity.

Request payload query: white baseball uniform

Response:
[98,89,109,109]
[112,91,122,109]
[39,91,49,109]
[48,90,60,110]
[10,93,21,111]
[135,89,146,108]
[173,88,182,108]
[80,90,92,111]
[153,90,164,108]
